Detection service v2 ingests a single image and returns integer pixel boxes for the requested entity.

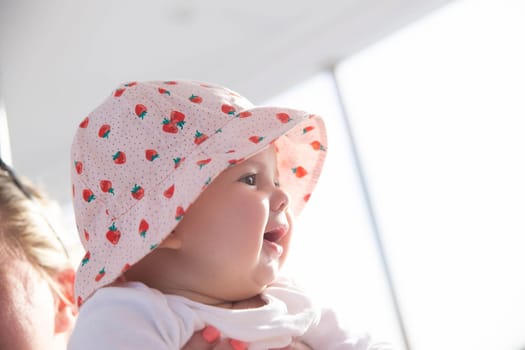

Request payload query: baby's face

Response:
[133,145,293,304]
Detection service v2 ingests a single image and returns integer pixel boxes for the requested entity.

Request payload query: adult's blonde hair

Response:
[0,169,72,298]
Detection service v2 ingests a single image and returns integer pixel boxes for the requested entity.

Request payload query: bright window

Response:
[268,1,525,349]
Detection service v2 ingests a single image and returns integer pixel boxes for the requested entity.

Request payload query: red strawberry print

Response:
[221,104,236,115]
[95,268,106,282]
[114,88,125,97]
[163,184,175,198]
[310,140,326,151]
[81,251,90,266]
[303,126,315,134]
[173,157,185,170]
[228,158,245,166]
[131,184,144,200]
[79,117,89,128]
[189,94,203,103]
[98,124,111,138]
[171,111,186,123]
[162,110,186,134]
[237,111,252,118]
[292,166,307,178]
[226,150,236,154]
[124,82,137,87]
[162,121,177,134]
[135,104,148,119]
[84,229,90,241]
[145,149,159,161]
[74,161,83,174]
[77,296,83,307]
[121,263,131,273]
[248,136,264,144]
[99,180,114,194]
[138,219,149,238]
[158,87,171,95]
[194,130,209,145]
[276,113,292,123]
[106,223,121,245]
[82,189,95,203]
[113,151,126,164]
[303,193,311,202]
[175,206,185,221]
[196,158,212,169]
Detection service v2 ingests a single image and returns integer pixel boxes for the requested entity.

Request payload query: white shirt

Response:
[68,279,391,350]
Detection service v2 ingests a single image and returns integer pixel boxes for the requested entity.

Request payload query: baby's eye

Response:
[239,174,256,186]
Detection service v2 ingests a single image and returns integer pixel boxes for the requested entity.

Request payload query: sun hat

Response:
[71,80,327,306]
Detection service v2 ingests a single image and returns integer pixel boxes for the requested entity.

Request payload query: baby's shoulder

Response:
[70,283,189,348]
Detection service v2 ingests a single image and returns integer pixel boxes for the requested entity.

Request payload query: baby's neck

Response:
[227,295,266,309]
[119,277,268,309]
[178,290,267,309]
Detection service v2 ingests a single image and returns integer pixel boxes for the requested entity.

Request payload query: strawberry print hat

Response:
[71,80,327,305]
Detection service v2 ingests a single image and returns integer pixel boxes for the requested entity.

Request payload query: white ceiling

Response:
[0,0,452,204]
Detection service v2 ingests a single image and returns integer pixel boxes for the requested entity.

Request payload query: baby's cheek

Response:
[231,195,268,226]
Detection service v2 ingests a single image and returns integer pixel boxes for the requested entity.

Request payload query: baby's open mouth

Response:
[263,227,287,243]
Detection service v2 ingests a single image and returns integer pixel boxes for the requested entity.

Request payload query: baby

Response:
[67,80,390,349]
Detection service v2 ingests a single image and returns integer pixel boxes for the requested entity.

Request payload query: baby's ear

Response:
[54,267,77,334]
[159,229,183,250]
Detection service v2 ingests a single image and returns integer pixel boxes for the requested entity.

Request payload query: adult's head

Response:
[0,159,76,350]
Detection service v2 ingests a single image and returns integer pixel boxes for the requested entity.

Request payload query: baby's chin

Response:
[213,277,279,305]
[212,288,270,309]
